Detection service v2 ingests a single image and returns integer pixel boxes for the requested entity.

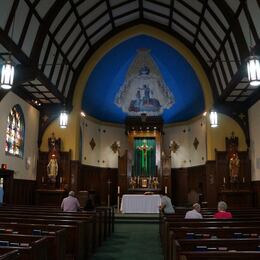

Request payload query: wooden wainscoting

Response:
[12,179,36,205]
[80,165,118,206]
[252,181,260,207]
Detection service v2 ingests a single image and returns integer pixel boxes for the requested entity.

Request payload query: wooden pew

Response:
[0,205,109,251]
[177,251,260,260]
[0,216,85,260]
[0,222,66,260]
[0,234,49,260]
[174,237,260,260]
[0,248,20,260]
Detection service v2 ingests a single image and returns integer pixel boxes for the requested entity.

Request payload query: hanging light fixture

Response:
[209,110,218,128]
[59,108,68,128]
[246,12,260,87]
[1,57,14,90]
[247,55,260,87]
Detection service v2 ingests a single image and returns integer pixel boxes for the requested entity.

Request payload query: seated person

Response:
[214,201,232,219]
[84,197,95,211]
[159,191,175,214]
[61,190,80,212]
[185,203,203,219]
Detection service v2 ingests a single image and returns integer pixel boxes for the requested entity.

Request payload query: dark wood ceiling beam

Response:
[0,27,65,102]
[84,10,108,30]
[172,18,196,38]
[143,7,169,19]
[64,31,87,58]
[17,8,33,48]
[206,5,227,34]
[168,0,175,27]
[242,1,259,44]
[112,0,137,10]
[220,39,260,102]
[59,20,78,48]
[105,0,115,29]
[30,0,69,63]
[193,0,208,46]
[172,6,198,28]
[196,38,213,61]
[88,20,111,39]
[113,8,139,21]
[213,1,248,65]
[79,0,105,20]
[4,0,19,34]
[146,0,169,9]
[69,0,92,46]
[55,60,66,89]
[52,9,74,36]
[139,0,143,19]
[177,0,200,16]
[209,3,245,70]
[48,50,60,82]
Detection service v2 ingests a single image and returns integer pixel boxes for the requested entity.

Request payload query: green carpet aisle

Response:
[90,223,164,260]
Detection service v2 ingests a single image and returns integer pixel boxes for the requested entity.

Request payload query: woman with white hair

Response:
[214,201,232,219]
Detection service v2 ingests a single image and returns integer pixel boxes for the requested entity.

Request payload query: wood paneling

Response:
[12,179,35,205]
[205,161,218,207]
[172,168,188,206]
[252,181,260,208]
[80,165,118,206]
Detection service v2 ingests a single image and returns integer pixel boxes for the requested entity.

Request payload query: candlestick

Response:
[223,177,226,184]
[60,177,63,184]
[117,186,120,194]
[165,186,168,194]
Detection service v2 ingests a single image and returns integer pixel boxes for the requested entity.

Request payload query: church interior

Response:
[0,0,260,259]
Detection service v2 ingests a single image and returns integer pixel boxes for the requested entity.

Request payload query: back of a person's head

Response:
[193,203,201,212]
[69,191,75,197]
[218,201,227,211]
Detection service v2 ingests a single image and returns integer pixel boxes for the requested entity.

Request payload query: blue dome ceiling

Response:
[82,35,205,124]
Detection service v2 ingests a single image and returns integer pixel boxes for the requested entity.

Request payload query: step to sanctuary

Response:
[115,213,160,224]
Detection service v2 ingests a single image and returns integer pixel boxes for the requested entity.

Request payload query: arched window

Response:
[5,105,25,158]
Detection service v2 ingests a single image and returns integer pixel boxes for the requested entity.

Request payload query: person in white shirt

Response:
[61,191,80,212]
[160,192,175,214]
[184,203,203,219]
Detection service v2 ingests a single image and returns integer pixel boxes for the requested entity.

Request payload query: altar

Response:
[120,194,161,213]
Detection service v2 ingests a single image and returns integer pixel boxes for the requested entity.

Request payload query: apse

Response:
[82,35,205,124]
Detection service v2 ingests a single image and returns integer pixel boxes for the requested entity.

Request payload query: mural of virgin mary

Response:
[115,48,174,116]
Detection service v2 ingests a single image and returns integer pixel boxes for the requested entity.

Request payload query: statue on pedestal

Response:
[47,133,61,184]
[229,153,240,183]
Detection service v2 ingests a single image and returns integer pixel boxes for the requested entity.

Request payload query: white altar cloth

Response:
[120,194,161,213]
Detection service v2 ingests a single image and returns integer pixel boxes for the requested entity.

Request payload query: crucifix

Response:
[137,140,152,176]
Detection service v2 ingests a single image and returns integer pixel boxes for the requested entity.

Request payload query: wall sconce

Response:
[169,140,180,153]
[209,110,218,128]
[59,108,68,128]
[111,141,120,154]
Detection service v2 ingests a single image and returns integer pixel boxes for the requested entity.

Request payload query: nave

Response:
[1,204,260,259]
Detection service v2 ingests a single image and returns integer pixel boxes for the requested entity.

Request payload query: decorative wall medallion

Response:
[89,138,96,150]
[111,141,120,153]
[193,137,199,150]
[169,140,180,153]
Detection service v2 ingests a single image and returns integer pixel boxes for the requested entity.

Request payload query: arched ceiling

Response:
[0,0,259,114]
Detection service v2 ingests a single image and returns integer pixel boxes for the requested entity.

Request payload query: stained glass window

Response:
[5,105,25,158]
